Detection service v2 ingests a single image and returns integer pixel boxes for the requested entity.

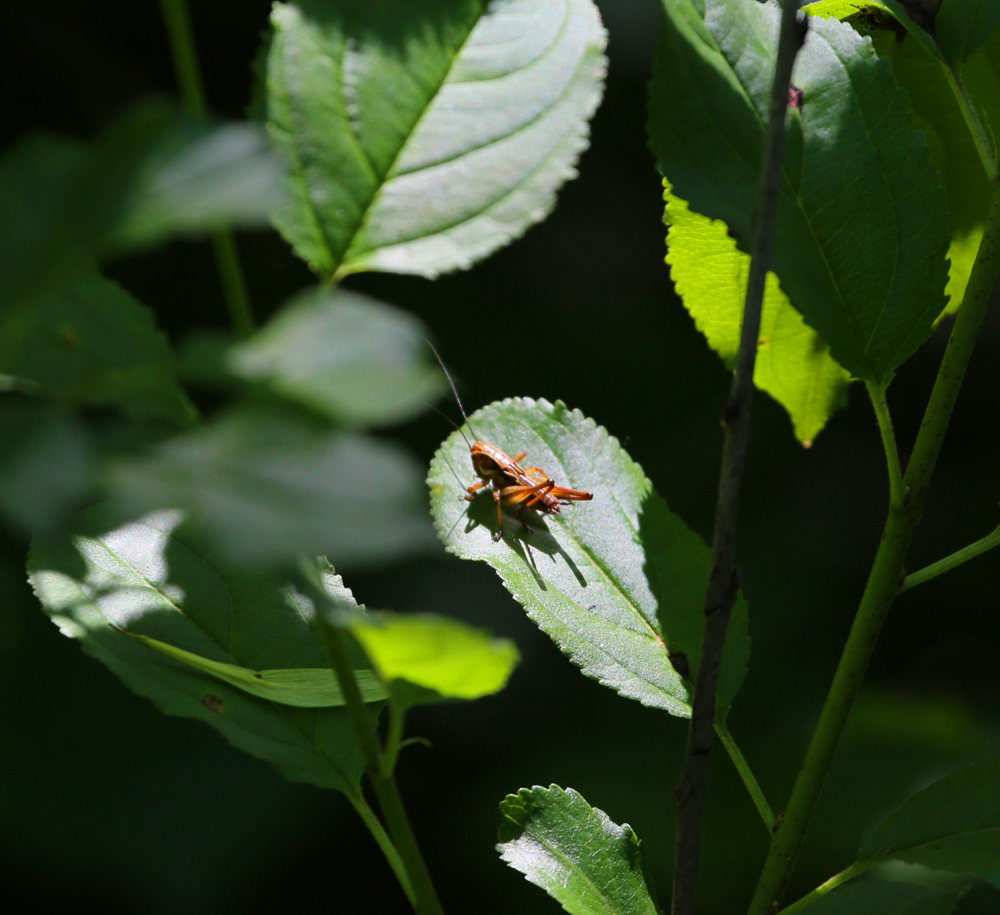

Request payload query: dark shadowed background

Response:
[2,1,999,912]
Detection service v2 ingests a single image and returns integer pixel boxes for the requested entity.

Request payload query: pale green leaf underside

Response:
[802,880,962,915]
[650,0,950,385]
[497,785,661,915]
[228,287,444,428]
[347,611,519,701]
[427,398,749,718]
[265,0,607,279]
[664,182,851,444]
[124,631,387,707]
[28,507,373,793]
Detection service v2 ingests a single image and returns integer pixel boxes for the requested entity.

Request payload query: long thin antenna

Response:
[424,338,481,441]
[423,401,473,452]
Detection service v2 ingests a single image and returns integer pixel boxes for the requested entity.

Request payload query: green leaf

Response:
[801,880,963,915]
[811,0,1000,318]
[122,630,387,707]
[263,0,607,279]
[427,398,750,719]
[497,785,662,915]
[860,756,1000,885]
[936,0,1000,65]
[108,405,435,569]
[649,0,950,385]
[664,181,851,445]
[0,271,195,426]
[345,611,519,706]
[0,104,286,313]
[110,121,288,250]
[0,400,92,533]
[227,287,444,427]
[27,505,377,792]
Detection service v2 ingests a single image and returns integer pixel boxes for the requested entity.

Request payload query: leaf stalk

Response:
[866,382,904,510]
[943,65,999,180]
[670,4,807,913]
[747,175,1000,915]
[900,525,1000,592]
[714,718,775,831]
[158,0,256,337]
[777,860,877,915]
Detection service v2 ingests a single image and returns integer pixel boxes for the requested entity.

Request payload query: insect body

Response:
[467,440,593,542]
[428,344,593,541]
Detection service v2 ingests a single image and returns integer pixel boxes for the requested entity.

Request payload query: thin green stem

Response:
[714,718,775,831]
[348,791,416,908]
[944,65,999,180]
[158,0,255,337]
[901,524,1000,592]
[312,602,444,915]
[158,0,206,116]
[211,231,255,338]
[866,381,904,510]
[381,703,407,777]
[747,177,1000,915]
[778,861,876,915]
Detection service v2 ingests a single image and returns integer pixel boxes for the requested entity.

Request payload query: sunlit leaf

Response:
[28,506,377,792]
[345,611,519,706]
[664,181,851,445]
[428,398,749,718]
[263,0,607,279]
[497,785,662,915]
[650,0,950,385]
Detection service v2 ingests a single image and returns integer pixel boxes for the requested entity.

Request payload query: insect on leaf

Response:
[427,398,750,719]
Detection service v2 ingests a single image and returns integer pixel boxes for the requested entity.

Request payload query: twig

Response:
[900,524,1000,592]
[670,4,808,914]
[747,175,1000,915]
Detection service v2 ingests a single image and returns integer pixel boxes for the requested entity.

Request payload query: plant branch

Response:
[944,65,999,180]
[670,5,807,913]
[866,381,904,510]
[158,0,256,337]
[348,791,416,907]
[714,718,775,831]
[747,177,1000,915]
[314,611,445,915]
[777,861,877,915]
[901,525,1000,592]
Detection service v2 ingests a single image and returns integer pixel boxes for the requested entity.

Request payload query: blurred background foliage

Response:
[1,1,998,912]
